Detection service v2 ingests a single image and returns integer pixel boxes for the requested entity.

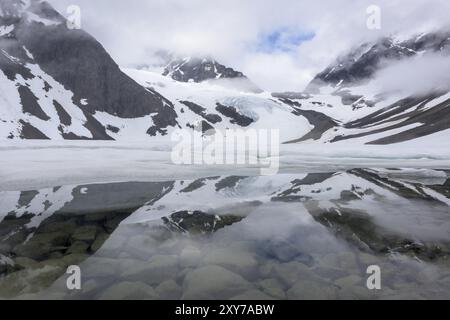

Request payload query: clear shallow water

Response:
[0,168,449,300]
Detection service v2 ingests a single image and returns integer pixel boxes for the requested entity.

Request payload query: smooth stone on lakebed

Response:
[318,252,360,273]
[334,275,363,288]
[383,292,426,300]
[1,265,64,298]
[337,286,373,300]
[90,233,110,253]
[203,248,258,275]
[61,253,89,266]
[257,278,286,300]
[17,292,65,300]
[122,234,158,259]
[83,257,120,278]
[263,240,313,265]
[287,280,338,300]
[13,231,69,260]
[121,255,179,285]
[71,226,98,242]
[338,252,360,271]
[14,257,39,269]
[0,271,29,298]
[440,275,450,286]
[72,279,101,298]
[231,290,275,300]
[97,234,128,253]
[182,265,252,300]
[0,243,11,252]
[30,265,65,288]
[358,252,381,265]
[180,246,202,268]
[319,253,341,269]
[155,280,182,299]
[270,261,320,287]
[67,241,90,255]
[98,281,157,300]
[312,266,348,281]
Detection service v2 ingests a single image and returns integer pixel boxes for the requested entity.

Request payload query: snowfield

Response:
[1,137,449,192]
[122,68,312,142]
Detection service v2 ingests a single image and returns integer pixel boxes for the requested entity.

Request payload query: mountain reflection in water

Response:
[0,168,449,300]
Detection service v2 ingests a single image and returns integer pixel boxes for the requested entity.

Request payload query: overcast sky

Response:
[48,0,450,92]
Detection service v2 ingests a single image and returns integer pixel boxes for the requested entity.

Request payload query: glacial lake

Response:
[0,168,449,300]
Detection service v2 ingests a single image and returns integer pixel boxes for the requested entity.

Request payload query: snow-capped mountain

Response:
[275,86,450,145]
[0,0,301,141]
[283,31,450,145]
[163,56,244,83]
[0,0,177,140]
[162,56,262,93]
[124,68,314,142]
[0,0,449,147]
[307,31,450,91]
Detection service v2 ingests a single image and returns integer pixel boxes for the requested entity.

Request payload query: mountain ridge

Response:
[0,0,449,147]
[306,31,450,92]
[0,0,178,140]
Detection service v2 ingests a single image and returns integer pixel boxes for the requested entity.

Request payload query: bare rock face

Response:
[0,0,178,139]
[300,31,450,145]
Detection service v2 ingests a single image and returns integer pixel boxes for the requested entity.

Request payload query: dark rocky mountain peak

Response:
[162,56,245,83]
[306,31,450,92]
[0,0,178,139]
[162,55,263,93]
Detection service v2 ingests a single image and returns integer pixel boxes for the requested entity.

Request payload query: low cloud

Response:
[372,53,450,97]
[47,0,450,91]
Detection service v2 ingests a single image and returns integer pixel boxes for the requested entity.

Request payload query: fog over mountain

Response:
[372,53,450,96]
[48,0,450,91]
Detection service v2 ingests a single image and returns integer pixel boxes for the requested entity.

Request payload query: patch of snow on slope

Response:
[0,53,94,139]
[124,68,311,143]
[26,11,61,26]
[93,111,155,141]
[0,24,14,36]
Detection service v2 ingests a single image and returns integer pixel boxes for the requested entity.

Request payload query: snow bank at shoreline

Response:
[0,139,449,191]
